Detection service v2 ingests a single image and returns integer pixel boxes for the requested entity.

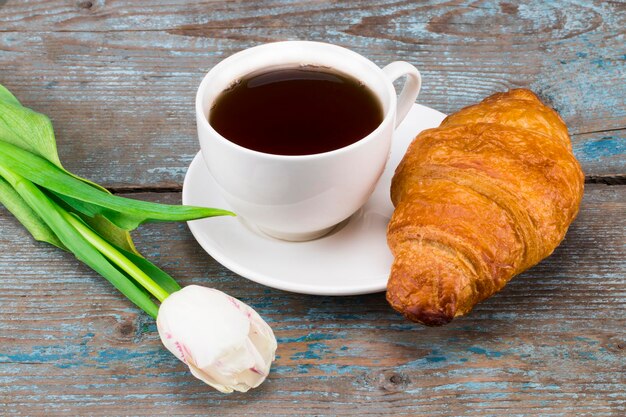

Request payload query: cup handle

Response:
[382,62,422,128]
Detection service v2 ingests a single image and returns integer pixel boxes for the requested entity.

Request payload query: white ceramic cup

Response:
[196,41,421,241]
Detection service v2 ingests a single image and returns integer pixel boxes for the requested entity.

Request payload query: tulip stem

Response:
[61,211,170,302]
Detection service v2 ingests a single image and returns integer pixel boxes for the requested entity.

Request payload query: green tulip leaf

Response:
[0,140,234,230]
[0,83,231,318]
[0,88,62,167]
[0,167,159,318]
[115,246,182,295]
[0,84,21,105]
[0,87,140,252]
[0,176,64,249]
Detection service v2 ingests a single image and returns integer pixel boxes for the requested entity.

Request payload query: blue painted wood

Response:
[0,0,624,415]
[0,0,623,188]
[1,187,624,415]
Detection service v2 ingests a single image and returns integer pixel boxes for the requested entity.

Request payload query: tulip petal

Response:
[156,285,277,393]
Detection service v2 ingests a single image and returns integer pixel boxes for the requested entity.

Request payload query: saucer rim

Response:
[185,202,390,295]
[182,103,446,296]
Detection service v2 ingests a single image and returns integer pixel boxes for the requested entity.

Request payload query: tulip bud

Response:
[156,285,277,393]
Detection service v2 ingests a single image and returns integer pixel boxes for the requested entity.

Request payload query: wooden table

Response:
[1,1,624,415]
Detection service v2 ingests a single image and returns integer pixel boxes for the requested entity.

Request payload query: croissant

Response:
[386,89,584,325]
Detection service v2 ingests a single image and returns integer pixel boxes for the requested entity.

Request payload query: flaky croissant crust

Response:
[386,89,584,325]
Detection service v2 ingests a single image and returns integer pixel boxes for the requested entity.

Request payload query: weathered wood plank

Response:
[1,184,624,416]
[1,1,624,415]
[0,0,623,187]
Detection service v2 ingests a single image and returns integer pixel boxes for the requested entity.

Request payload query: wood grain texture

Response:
[1,1,625,415]
[1,185,624,416]
[0,0,624,188]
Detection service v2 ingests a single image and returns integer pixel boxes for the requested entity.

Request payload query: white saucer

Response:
[182,103,446,295]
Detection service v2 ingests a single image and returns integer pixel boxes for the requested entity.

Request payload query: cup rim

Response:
[195,41,398,161]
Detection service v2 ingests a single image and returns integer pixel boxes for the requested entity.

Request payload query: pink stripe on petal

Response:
[174,341,187,364]
[250,366,265,376]
[182,344,194,362]
[228,296,242,310]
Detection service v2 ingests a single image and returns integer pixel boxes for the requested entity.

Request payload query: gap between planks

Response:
[107,177,626,194]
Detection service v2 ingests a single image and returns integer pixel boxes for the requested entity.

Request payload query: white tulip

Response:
[156,285,277,393]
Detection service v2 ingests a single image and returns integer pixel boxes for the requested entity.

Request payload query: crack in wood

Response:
[106,176,626,195]
[584,175,626,185]
[108,185,183,194]
[572,127,626,136]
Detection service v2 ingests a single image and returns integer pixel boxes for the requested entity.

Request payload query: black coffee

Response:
[209,68,383,155]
